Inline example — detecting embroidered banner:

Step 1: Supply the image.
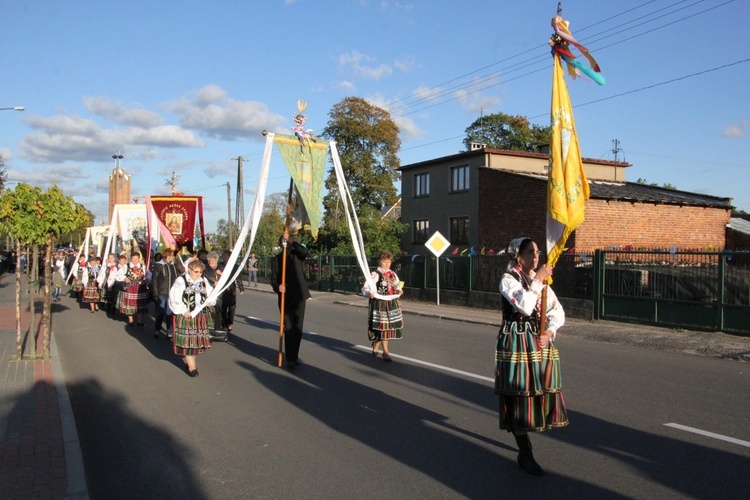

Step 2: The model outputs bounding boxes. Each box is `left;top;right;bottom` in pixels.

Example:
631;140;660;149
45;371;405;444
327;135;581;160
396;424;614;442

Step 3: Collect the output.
148;196;202;250
273;133;327;240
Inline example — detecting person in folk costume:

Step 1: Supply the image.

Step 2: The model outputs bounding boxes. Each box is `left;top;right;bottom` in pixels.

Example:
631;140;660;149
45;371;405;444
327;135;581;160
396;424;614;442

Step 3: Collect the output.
496;237;567;476
271;230;311;369
107;254;129;317
362;251;404;362
99;253;118;316
202;251;227;341
71;254;87;299
151;248;183;340
219;250;244;333
81;256;102;313
115;251;150;327
169;258;216;377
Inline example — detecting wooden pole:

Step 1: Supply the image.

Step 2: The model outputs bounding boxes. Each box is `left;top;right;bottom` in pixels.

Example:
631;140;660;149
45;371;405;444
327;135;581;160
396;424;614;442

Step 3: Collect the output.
277;178;294;367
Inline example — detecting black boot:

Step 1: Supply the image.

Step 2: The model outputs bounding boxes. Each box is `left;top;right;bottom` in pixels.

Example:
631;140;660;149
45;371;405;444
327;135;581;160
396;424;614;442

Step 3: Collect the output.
514;433;544;476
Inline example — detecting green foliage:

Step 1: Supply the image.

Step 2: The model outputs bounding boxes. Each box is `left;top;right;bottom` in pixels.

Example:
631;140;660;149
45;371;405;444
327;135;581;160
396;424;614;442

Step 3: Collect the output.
322;97;401;214
635;178;677;190
463;112;550;152
0;153;6;192
212;218;239;253
318;205;406;255
320;97;403;253
0;184;91;246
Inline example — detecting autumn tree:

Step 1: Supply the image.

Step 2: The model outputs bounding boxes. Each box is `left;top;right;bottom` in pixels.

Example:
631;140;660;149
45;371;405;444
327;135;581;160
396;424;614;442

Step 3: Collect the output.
0;153;6;192
0;183;91;359
319;97;405;254
463;112;551;152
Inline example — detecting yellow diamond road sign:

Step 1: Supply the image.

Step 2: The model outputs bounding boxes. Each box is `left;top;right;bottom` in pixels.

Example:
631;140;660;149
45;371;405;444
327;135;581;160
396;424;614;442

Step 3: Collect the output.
425;231;450;257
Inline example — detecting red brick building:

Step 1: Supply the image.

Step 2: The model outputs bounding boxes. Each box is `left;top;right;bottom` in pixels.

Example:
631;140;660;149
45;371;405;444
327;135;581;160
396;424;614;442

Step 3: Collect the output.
400;148;733;255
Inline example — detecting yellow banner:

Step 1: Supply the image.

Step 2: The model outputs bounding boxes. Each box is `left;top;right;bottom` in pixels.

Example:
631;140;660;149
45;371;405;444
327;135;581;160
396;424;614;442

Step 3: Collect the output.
547;52;589;267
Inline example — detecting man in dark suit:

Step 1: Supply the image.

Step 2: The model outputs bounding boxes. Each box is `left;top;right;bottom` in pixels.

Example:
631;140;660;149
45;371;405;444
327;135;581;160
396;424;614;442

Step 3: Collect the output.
271;230;311;368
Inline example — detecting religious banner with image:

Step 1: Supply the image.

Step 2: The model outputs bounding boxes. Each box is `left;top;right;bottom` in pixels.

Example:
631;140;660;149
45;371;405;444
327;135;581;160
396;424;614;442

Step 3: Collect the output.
148;196;204;250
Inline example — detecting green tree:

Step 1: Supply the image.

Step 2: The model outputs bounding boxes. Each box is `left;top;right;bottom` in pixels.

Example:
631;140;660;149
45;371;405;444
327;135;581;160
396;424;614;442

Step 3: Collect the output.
0;183;91;359
463;112;550;152
319;97;405;253
251;192;286;257
635;178;677;190
0;153;6;192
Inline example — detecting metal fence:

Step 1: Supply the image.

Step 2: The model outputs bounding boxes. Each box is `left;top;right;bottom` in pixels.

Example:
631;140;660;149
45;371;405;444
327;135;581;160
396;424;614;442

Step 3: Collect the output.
594;249;750;334
255;249;750;334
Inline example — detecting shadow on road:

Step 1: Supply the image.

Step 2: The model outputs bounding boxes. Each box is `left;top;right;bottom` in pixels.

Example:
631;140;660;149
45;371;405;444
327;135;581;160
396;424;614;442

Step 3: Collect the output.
235;338;631;498
66;378;209;499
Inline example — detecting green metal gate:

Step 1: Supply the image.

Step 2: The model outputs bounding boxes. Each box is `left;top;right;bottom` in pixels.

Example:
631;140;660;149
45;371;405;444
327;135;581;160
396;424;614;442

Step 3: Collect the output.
594;249;750;335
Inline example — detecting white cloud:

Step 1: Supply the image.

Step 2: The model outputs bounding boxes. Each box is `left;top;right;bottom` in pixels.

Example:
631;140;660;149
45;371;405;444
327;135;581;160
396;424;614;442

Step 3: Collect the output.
394;55;417;73
6;164;89;188
204;161;234;179
454;77;501;112
338;51;393;80
163;84;285;141
84;96;164;127
0;147;11;160
366;93;422;141
723;121;750;138
336;80;356;91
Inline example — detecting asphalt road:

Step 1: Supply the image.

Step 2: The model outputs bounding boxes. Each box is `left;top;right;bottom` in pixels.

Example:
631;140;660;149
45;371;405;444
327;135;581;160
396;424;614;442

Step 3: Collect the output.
53;288;750;499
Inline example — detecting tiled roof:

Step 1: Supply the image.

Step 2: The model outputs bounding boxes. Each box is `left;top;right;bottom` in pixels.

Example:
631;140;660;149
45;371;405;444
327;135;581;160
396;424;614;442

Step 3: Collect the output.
728;217;750;236
589;180;732;208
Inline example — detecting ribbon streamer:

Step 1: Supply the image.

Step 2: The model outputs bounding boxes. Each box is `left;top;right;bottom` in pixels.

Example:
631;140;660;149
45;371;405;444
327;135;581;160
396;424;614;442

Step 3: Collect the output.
550;14;605;86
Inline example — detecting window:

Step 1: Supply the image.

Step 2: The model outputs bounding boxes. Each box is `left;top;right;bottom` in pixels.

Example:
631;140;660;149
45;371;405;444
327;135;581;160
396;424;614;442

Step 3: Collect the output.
450;217;469;245
414;172;430;197
450;165;470;192
413;219;430;244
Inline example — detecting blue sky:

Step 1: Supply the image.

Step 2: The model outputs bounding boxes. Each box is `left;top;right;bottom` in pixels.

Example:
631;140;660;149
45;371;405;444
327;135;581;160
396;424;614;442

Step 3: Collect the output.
1;0;748;232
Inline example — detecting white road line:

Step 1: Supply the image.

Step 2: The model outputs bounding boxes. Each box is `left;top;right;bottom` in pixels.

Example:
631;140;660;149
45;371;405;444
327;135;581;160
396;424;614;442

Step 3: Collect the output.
242;316;493;382
355;345;494;383
664;423;750;448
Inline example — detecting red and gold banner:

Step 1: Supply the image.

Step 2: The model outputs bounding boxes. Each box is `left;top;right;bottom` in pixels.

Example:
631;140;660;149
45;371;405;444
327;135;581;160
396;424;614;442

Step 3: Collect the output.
148;196;203;249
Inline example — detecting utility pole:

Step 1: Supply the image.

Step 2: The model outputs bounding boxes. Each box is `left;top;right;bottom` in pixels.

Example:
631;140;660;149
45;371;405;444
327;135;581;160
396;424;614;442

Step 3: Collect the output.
226;182;233;248
612;139;622;162
233;156;245;250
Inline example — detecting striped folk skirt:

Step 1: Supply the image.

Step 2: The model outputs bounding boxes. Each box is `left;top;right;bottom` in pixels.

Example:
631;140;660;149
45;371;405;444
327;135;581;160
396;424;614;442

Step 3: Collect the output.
367;298;404;342
119;282;149;316
172;312;213;356
71;277;84;292
494;319;568;432
82;281;100;303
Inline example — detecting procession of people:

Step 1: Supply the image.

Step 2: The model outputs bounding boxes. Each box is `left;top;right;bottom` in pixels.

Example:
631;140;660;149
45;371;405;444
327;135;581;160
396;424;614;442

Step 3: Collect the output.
51;232;567;476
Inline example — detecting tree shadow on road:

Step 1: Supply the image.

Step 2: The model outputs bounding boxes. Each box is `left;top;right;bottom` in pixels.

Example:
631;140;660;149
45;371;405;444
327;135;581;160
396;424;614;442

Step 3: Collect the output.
235;339;630;499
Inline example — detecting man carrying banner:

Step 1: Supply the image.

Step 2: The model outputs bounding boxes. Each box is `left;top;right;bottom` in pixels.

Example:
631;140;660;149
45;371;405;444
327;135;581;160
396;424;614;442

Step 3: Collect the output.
271;230;310;369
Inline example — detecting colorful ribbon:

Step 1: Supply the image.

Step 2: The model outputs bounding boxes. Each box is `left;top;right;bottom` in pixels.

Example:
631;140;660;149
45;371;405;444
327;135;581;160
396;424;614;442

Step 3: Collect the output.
549;15;605;85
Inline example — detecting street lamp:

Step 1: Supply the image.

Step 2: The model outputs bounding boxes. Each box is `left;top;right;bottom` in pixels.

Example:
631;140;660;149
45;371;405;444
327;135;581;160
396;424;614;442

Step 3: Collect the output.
0;106;24;111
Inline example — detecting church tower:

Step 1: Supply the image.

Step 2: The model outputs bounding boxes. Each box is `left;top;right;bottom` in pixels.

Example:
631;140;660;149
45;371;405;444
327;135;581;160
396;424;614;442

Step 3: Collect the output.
108;154;130;220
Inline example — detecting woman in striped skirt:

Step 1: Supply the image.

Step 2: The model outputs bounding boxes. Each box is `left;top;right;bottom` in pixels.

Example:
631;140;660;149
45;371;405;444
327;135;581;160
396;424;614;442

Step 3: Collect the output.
496;237;567;476
115;252;150;326
168;258;215;377
362;251;404;362
81;256;102;313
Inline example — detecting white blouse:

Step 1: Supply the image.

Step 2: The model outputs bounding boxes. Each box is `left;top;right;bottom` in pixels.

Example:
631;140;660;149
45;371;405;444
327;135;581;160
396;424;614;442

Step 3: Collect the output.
499;270;565;337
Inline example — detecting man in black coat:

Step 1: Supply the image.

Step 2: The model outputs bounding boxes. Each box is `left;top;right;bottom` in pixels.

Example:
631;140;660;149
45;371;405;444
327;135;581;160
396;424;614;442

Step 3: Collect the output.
271;231;311;368
150;248;182;338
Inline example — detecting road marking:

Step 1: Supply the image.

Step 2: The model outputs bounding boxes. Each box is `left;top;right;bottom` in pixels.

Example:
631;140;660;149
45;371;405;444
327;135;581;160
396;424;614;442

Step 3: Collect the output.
355;345;494;383
664;423;750;448
241;316;492;382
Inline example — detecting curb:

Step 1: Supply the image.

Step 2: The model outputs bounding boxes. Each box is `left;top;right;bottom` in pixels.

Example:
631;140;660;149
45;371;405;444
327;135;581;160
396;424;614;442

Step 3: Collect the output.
50;332;89;499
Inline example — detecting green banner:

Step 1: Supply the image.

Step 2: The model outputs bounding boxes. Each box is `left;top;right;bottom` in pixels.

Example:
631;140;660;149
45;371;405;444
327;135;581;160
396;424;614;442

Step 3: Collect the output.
274;133;327;240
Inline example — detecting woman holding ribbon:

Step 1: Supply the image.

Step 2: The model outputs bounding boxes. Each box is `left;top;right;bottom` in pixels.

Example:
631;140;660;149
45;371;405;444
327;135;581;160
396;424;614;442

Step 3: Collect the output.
362;251;404;362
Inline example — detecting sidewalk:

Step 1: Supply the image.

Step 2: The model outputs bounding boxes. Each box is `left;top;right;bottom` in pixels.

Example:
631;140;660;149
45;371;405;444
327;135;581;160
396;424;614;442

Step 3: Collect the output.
0;276;87;499
250;281;750;361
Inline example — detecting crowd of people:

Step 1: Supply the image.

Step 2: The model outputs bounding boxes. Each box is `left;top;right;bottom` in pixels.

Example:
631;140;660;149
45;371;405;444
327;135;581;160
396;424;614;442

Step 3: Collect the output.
49;233;567;476
54;247;245;377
